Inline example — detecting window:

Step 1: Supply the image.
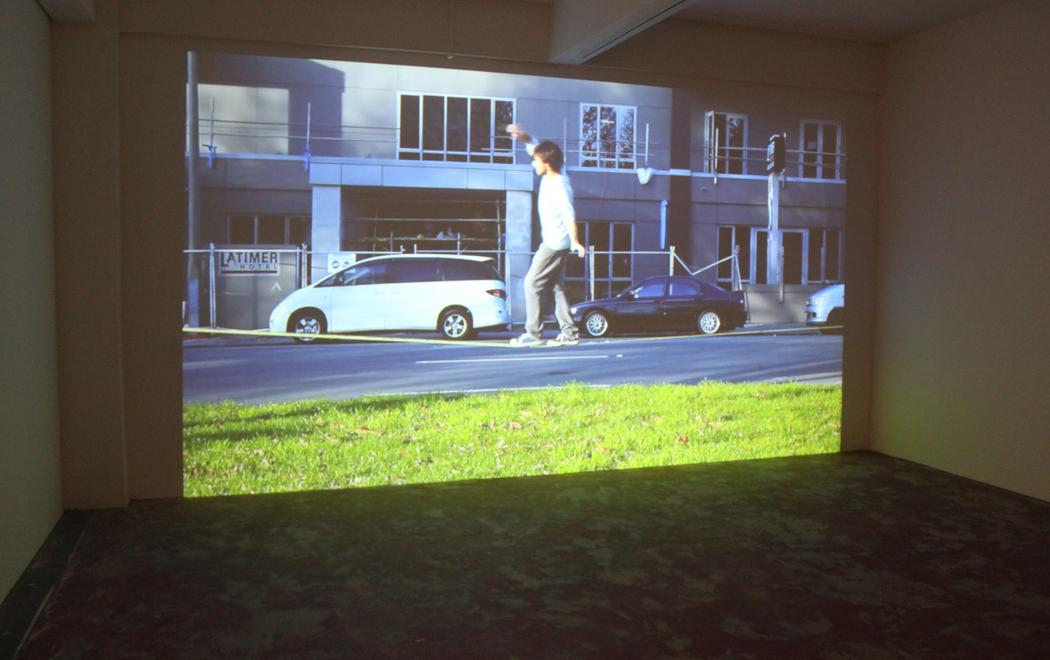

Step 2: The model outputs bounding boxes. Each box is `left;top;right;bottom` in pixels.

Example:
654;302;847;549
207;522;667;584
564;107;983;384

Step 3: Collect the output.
631;280;666;299
783;232;804;285
808;229;843;283
399;94;514;163
800;120;843;180
716;226;751;288
336;262;387;286
439;259;501;281
566;221;634;300
668;278;700;297
750;228;808;285
580;104;636;169
226;215;311;246
705;111;748;175
387;259;440;284
316;262;387;288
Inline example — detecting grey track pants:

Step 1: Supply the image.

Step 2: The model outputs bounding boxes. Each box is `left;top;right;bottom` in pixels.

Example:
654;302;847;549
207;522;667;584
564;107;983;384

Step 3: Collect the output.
523;244;578;339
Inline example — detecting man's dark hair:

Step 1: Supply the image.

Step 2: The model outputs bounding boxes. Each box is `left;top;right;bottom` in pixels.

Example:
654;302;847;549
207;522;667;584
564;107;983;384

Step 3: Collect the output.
533;140;564;173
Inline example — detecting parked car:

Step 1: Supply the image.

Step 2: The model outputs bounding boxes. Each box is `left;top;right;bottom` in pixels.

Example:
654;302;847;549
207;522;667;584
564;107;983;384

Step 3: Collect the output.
571;276;747;337
269;255;508;342
805;283;845;334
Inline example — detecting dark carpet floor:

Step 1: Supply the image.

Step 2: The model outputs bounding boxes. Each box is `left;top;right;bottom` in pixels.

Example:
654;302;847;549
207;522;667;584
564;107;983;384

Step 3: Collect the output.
15;452;1050;659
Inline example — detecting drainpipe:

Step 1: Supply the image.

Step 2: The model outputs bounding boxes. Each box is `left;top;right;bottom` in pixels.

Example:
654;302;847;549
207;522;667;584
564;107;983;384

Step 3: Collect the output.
659;200;668;250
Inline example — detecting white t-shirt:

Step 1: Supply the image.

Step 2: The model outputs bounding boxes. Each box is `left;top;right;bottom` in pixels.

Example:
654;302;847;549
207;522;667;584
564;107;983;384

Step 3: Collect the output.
526;140;575;251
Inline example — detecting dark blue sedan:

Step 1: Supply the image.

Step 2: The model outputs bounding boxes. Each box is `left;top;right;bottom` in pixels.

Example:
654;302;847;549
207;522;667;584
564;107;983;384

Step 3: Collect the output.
570;276;747;337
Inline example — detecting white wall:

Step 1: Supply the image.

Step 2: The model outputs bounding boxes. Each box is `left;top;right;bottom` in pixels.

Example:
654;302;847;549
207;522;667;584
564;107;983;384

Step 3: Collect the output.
873;0;1050;501
0;0;64;600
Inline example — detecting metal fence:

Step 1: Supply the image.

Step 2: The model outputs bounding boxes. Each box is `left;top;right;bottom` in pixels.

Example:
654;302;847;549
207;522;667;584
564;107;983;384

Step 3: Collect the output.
184;243;741;329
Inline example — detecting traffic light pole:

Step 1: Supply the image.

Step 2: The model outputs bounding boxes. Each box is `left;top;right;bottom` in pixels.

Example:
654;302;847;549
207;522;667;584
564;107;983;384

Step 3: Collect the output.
766;133;786;300
767;169;783;295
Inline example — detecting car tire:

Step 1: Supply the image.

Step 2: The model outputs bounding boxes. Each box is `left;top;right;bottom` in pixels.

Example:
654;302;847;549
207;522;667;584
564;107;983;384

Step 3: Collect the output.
696;310;722;335
439;307;473;340
820;309;844;335
583;311;610;337
289;309;327;343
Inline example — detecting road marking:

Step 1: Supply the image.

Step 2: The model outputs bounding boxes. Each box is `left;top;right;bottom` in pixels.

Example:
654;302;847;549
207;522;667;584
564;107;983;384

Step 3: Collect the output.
373;384;615;398
416;355;614;365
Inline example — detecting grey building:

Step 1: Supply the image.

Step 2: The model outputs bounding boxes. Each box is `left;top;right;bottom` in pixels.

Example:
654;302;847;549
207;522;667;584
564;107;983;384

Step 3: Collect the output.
190;53;846;326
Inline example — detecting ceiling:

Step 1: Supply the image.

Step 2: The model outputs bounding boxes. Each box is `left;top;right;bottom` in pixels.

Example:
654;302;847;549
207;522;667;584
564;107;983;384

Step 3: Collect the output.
535;0;1014;64
654;0;1012;43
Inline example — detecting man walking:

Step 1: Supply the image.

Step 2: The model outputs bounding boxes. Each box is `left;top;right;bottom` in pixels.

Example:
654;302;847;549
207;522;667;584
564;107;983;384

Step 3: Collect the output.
506;124;586;347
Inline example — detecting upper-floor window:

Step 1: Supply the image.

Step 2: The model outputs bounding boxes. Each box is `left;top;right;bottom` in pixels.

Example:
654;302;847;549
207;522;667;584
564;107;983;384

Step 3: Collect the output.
800;120;843;180
705;111;748;175
580;104;636;169
398;94;514;163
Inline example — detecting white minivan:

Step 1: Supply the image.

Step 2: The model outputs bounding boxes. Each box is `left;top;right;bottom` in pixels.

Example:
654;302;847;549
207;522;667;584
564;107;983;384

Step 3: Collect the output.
269;255;508;342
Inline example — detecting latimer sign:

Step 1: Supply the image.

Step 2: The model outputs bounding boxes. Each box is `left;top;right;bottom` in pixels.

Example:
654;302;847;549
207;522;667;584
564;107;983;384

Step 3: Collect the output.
220;250;280;274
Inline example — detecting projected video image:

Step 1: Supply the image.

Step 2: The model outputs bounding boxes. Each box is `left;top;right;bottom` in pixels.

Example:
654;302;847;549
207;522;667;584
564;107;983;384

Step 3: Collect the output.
182;52;847;496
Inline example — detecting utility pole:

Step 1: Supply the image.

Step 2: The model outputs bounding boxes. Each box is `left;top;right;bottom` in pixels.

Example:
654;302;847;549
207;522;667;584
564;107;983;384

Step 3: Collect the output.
186;51;201;326
766;134;786;301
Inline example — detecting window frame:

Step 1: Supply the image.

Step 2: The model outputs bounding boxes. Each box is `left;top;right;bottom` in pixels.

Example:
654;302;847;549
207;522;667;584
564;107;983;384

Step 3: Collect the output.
579;102;638;170
704;111;750;175
225;214;311;246
798;119;844;181
397;92;516;164
807;228;845;284
748;227;810;286
716;225;751;289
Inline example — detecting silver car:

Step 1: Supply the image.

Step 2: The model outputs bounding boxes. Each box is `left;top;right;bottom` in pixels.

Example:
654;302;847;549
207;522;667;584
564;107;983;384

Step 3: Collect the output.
805;283;844;334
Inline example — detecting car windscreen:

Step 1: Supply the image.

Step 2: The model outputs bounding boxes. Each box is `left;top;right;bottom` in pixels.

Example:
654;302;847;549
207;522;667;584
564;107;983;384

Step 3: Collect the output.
439;259;501;281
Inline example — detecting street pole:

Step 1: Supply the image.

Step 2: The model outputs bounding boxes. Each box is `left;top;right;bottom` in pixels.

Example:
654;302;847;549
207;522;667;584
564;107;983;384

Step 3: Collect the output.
767;168;782;292
186;51;202;326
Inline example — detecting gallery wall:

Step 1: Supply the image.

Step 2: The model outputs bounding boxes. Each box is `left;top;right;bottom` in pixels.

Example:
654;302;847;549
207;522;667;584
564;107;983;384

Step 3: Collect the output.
0;0;63;600
873;0;1050;501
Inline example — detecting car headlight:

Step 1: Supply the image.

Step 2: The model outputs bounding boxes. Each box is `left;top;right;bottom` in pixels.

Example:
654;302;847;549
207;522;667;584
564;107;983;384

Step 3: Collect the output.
570;306;578;315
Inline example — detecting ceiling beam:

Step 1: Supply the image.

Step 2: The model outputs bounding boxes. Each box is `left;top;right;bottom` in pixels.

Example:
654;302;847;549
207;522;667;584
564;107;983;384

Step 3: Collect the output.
37;0;96;23
548;0;693;64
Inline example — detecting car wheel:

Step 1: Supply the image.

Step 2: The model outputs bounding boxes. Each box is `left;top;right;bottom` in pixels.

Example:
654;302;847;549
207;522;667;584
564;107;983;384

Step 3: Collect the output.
696;310;722;335
583;311;610;337
289;309;326;343
439;308;473;340
821;309;844;335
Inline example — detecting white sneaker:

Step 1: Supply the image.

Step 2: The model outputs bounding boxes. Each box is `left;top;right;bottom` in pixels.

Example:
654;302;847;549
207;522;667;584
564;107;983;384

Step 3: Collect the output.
547;333;579;346
510;334;543;347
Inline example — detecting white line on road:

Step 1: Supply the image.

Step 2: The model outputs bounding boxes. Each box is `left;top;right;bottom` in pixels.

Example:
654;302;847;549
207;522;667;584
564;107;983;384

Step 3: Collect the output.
416;355;615;365
374;384;615;398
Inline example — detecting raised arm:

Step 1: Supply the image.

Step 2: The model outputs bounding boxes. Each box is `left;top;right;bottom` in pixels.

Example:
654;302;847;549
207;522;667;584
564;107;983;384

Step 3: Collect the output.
505;123;532;144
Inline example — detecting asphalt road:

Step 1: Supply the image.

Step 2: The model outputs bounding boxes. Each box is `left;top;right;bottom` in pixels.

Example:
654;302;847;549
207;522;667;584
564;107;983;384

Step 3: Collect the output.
183;327;842;404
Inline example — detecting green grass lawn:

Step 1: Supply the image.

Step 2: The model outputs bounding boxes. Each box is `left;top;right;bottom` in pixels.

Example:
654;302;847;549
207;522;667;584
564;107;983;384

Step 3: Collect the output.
183;383;841;497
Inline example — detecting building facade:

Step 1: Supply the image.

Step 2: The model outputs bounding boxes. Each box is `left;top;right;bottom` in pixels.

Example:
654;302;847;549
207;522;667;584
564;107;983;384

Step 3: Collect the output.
189;53;846;327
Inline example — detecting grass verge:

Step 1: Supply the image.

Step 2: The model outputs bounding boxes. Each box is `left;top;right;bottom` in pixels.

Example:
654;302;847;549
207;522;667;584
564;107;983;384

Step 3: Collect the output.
184;383;841;497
